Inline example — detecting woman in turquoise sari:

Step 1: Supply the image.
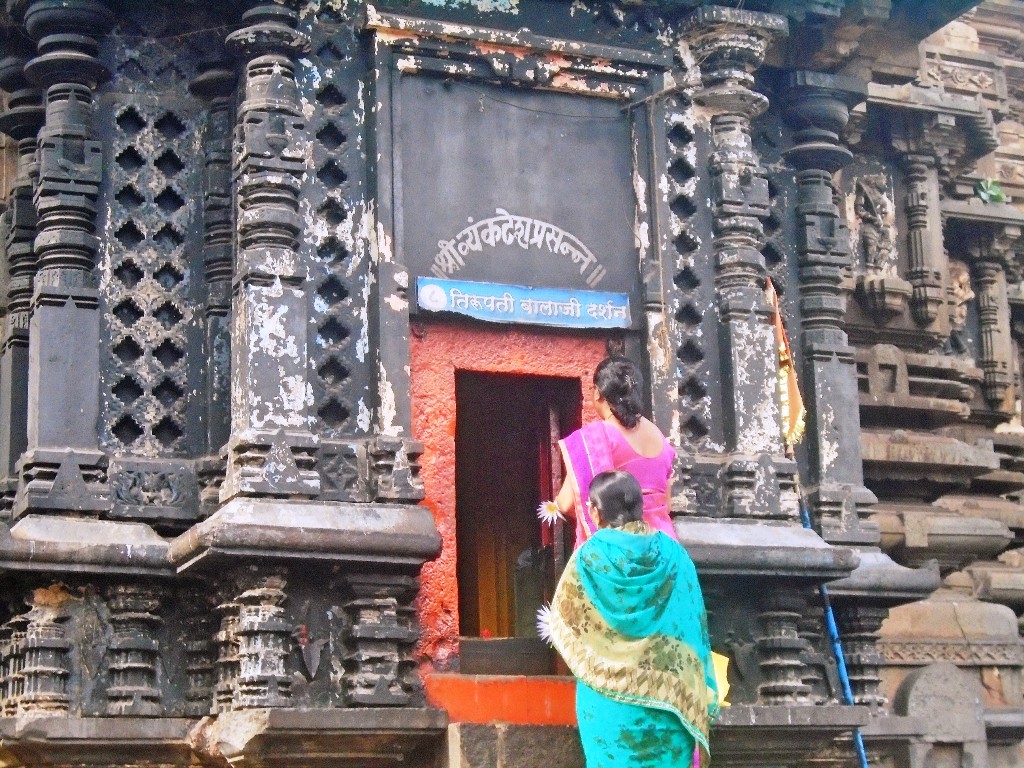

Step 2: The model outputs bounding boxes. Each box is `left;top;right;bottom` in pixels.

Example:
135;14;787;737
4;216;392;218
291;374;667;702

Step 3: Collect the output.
544;471;718;768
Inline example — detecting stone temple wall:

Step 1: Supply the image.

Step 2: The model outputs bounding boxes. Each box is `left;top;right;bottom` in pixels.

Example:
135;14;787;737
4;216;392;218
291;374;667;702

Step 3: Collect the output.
0;1;1021;767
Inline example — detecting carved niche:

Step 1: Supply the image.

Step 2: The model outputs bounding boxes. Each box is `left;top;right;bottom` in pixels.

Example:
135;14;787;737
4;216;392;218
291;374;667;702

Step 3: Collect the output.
850;172;913;324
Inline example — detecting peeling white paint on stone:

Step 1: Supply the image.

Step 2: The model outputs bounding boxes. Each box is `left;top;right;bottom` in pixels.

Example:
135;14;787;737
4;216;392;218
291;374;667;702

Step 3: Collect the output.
384;293;408;312
396;56;420;73
635;220;650;255
647;311;669;373
378;367;403;436
731;320;783;455
300;58;320;88
820;405;839;472
633;159;648;216
357;398;372;432
278;374;308;424
357;272;372;362
250;280;299;360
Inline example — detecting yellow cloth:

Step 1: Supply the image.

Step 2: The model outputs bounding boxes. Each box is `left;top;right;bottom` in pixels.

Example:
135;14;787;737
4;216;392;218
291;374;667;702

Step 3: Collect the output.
767;278;805;449
712;652;730;706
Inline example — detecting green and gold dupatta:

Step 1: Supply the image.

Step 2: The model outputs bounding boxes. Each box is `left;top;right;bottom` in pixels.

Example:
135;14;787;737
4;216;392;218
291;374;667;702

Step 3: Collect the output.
547;522;719;752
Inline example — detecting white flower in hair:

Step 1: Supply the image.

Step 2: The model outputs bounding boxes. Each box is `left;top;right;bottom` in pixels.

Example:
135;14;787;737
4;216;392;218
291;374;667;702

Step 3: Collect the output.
536;603;555;644
537;500;564;525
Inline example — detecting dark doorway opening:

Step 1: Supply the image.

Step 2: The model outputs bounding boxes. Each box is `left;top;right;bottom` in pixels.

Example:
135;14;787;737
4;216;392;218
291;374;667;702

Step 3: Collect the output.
455;371;581;673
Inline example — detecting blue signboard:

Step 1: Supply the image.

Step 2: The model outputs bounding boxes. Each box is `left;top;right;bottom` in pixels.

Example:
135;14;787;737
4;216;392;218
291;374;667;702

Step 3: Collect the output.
416;277;632;330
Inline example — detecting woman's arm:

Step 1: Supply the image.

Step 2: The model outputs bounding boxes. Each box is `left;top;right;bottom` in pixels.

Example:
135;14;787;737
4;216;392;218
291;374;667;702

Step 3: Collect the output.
555;476;576;518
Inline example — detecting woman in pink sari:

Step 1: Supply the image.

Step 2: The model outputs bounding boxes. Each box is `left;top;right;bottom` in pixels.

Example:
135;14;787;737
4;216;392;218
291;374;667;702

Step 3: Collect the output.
555;357;675;547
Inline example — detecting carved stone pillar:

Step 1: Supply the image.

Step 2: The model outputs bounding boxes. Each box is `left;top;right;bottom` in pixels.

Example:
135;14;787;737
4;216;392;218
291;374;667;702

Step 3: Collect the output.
343;574;418;707
19;603;70;715
105;584;164;716
2;612;27;715
797;609;829;704
0;36;43;518
182;591;216;717
782;71;877;545
833;602;887;706
903;154;945;326
0;619;11;712
221;0;318;500
755;589;812;704
13;0;114;517
212;596;240;714
233;576;291;709
189;61;237;516
974;258;1013;408
683;7;790;518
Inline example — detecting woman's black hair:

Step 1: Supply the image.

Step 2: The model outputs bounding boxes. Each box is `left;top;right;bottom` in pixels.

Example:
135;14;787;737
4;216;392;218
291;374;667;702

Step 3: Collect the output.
594;356;643;428
589;470;644;529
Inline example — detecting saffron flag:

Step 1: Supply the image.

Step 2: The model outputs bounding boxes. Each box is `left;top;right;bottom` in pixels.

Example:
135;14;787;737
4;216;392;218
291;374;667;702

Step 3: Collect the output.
767;278;805;449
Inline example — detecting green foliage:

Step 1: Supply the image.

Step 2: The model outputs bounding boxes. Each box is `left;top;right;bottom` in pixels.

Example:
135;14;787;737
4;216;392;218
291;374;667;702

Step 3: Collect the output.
975;178;1007;204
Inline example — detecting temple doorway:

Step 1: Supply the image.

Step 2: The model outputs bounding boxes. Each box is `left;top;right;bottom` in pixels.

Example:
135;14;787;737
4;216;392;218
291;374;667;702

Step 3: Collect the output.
454;372;581;645
408;323;608;670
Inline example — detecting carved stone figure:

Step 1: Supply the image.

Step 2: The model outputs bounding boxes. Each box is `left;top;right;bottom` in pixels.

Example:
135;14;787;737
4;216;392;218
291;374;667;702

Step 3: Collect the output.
946;259;975;355
855;175;897;271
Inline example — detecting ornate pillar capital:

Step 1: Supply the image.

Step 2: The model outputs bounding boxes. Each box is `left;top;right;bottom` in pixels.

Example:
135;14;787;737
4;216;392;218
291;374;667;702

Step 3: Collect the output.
783;71;866;173
226;0;309;61
683;6;787;119
20;0;114;89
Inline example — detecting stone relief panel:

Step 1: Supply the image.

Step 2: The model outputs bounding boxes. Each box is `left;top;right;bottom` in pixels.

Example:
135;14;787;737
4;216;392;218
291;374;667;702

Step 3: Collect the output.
840;158;950;350
852;174;897;273
845;169;913;328
944;258;976;358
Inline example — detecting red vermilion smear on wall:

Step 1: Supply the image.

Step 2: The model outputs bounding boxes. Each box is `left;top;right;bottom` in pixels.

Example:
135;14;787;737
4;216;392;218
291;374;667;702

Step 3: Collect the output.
410;322;606;669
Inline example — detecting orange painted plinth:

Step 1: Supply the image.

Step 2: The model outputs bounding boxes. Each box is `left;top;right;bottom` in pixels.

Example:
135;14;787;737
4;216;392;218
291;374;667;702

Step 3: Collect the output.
425;674;577;726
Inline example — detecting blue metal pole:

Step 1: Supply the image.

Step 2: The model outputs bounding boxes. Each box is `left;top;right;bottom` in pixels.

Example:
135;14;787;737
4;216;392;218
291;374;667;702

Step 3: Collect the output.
798;492;871;768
